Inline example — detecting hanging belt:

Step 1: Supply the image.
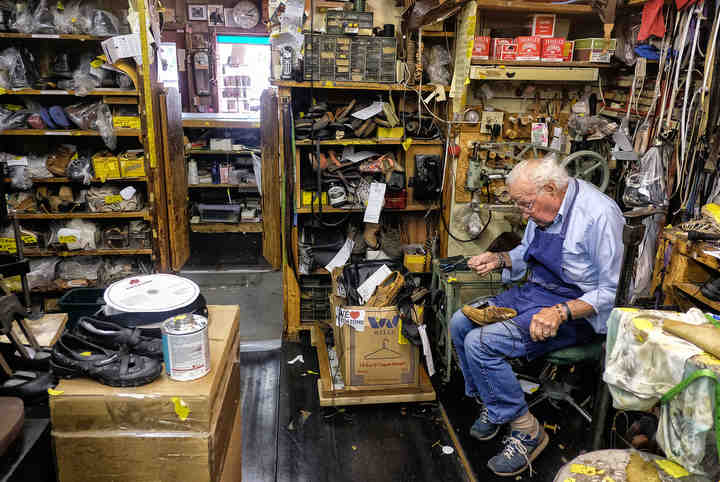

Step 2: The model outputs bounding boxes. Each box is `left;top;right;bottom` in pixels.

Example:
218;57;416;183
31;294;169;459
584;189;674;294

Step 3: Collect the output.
660;368;720;463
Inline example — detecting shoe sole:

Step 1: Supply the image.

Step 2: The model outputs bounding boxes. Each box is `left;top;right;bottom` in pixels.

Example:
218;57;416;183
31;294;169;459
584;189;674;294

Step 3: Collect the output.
470;425;500;441
489;430;550;477
50;360;163;388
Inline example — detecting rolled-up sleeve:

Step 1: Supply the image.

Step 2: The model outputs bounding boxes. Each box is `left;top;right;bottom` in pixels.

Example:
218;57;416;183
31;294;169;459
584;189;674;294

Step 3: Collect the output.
502;222;535;283
577;212;625;316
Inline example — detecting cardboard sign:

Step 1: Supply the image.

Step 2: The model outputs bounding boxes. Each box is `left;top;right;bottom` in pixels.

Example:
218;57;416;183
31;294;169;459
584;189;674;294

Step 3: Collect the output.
541;38;566;62
516;36;541;61
532;14;556;37
492;38;516;60
336;307;366;331
472;36;490;60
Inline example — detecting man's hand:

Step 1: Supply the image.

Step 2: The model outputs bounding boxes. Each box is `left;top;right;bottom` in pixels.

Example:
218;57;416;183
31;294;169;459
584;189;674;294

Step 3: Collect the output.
530;307;563;342
467;252;501;276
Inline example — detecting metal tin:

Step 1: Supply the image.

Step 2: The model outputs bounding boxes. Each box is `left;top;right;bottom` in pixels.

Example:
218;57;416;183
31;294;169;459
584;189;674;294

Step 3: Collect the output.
162;314;210;381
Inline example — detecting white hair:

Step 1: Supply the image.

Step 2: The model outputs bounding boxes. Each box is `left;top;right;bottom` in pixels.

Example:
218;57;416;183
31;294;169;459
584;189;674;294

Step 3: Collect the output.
506;156;570;190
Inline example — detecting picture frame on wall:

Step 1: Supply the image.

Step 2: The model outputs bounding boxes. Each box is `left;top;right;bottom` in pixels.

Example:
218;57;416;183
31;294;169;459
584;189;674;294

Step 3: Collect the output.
188;4;208;21
208;5;225;26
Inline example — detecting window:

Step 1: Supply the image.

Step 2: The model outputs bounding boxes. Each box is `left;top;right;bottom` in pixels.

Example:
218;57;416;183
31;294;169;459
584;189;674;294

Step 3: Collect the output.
215;36;271;115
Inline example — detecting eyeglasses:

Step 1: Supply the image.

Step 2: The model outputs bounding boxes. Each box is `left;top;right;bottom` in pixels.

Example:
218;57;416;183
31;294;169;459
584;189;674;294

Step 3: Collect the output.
513;197;536;212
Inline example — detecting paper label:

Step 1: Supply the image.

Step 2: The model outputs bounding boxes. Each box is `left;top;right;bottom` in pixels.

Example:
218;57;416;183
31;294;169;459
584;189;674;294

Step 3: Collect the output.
324;238;354;273
336;307;366;331
357;264;392;303
398;318;409;345
655;459;689;478
90;58;104;68
351;101;383;120
363;182;386;223
105;195;123;204
120;186;136;200
6;156;27;167
418;324;435;377
58;235;78;244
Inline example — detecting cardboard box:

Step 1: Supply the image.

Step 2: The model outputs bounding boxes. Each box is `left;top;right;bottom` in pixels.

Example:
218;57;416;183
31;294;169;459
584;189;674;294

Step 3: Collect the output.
112;114;141;130
492;38;516;60
51;305;241;482
541;37;566;62
574;38;616;63
91;152;120;179
563;40;574;62
334;304;420;390
516;36;541;61
472;36;490;60
119;150;146;177
532;14;556;37
210;138;232;151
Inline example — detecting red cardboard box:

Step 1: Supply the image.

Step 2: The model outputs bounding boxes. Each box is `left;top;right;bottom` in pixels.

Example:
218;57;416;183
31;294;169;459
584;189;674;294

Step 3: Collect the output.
492;38;517;60
532;14;556;37
472;36;490;60
563;41;574;62
516;36;541;61
541;37;565;62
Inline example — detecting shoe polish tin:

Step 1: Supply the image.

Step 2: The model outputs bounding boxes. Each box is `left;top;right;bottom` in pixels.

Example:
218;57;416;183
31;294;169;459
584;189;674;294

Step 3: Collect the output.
162;313;210;381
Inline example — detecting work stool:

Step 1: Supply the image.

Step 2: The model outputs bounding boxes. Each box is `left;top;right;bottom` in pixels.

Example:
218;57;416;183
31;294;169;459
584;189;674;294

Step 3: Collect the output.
527;338;605;423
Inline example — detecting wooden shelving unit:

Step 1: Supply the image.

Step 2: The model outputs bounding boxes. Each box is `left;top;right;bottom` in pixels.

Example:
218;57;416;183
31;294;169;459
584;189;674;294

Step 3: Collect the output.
190;222;262;233
0;129;141;136
675;283;720;311
181;113;260;129
24;248;153;257
271;80;448;92
471;60;612;68
31;177;147;184
295;139;443;146
187;149;258;155
0;33;109;40
474;0;593;14
15;211;151;220
0;89;139;96
188;183;258;189
295;204;438;214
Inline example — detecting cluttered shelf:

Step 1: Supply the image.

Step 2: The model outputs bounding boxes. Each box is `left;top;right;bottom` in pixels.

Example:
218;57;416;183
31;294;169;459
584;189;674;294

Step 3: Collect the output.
474;0;593;14
421;31;455;37
31;177;147;184
674;282;720;311
0;89;139;96
15;210;150;220
295;204;438;214
181;113;260;129
187;149;259;155
271;80;448;92
189;222;262;233
470;60;613;68
23;248;153;257
188;183;258;189
295;139;443;146
0;33;109;41
0;129;141;136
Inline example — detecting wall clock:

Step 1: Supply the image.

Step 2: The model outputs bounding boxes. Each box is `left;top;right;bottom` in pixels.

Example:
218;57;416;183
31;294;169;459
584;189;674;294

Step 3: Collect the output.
230;1;260;29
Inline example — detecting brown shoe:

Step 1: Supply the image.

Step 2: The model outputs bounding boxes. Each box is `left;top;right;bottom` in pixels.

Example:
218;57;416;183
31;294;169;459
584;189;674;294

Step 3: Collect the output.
366;271;405;307
461;305;517;326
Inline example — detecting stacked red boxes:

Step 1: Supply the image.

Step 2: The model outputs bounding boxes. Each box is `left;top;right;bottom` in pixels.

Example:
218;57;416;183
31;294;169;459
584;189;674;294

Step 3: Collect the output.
492;38;517;61
541;38;566;62
472;36;491;60
516;36;541;61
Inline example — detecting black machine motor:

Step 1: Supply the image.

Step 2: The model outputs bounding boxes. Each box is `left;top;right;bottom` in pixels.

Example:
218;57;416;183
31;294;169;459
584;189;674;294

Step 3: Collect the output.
410;154;444;201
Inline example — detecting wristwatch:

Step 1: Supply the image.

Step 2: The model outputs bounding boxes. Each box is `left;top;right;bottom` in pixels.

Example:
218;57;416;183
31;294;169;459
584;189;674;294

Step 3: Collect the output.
496;253;506;270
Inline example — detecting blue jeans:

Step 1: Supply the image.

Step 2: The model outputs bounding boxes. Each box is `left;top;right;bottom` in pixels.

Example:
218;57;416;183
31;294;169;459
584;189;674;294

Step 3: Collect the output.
450;298;594;424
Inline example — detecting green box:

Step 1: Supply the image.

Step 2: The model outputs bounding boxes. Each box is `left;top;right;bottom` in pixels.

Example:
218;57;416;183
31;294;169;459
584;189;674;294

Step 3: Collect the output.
574;38;617;50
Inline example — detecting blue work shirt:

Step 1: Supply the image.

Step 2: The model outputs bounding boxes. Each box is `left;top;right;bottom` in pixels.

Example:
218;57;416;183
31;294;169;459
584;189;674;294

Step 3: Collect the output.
503;178;625;334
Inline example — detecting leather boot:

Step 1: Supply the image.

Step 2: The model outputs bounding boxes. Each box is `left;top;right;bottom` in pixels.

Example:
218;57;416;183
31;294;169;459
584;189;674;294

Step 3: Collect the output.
363;222;380;250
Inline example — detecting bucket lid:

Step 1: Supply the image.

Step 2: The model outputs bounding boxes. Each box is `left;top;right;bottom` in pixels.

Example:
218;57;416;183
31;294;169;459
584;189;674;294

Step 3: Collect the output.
104;274;200;313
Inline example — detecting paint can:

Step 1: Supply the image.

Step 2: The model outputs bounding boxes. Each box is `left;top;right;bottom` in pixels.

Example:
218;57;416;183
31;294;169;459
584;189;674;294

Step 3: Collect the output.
162;313;210;381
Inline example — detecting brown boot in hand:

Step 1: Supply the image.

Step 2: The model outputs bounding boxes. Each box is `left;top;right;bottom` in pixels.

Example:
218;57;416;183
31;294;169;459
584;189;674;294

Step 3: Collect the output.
461;305;517;326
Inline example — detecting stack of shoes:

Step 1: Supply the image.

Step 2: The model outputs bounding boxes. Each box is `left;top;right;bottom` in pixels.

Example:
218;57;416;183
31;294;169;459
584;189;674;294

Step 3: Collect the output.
50;317;163;387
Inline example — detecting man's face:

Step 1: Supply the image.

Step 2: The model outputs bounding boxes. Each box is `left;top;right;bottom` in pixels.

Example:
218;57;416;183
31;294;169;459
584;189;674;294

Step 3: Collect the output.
508;177;562;227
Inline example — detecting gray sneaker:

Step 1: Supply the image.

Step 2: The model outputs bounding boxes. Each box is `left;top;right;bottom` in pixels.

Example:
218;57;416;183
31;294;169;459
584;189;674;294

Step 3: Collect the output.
469;406;500;441
487;429;549;476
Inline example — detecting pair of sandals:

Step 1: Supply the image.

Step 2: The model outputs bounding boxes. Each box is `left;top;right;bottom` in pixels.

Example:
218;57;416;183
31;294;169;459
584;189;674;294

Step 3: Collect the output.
0;341;55;405
33;106;72;130
50;317;164;388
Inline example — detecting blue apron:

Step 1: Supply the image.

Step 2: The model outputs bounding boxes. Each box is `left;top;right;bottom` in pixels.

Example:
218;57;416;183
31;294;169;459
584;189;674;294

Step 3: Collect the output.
490;179;595;358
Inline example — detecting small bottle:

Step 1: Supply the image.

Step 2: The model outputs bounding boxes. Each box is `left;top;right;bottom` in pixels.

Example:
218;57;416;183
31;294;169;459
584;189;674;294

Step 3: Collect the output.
211;160;220;184
187;159;199;185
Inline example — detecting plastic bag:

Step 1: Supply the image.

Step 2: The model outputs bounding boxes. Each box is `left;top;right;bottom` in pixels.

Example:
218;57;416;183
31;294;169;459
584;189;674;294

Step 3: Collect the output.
100;257;135;285
95;102;116;150
31;0;56;33
66;152;93;184
425;45;451;85
53;0;83;34
85;185;142;212
27;257;59;290
87;8;119;35
623;143;668;207
53;218;98;250
0;104;29;131
6;165;29;190
0;47;38;89
7;191;35;211
46;144;77;176
10;1;34;33
57;52;108;96
64;101;116;149
57;255;101;280
26;154;51;178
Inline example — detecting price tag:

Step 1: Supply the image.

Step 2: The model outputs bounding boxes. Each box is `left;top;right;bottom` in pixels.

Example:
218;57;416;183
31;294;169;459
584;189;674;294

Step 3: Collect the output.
90;58;104;68
58;235;78;244
21;234;37;243
105;195;123;204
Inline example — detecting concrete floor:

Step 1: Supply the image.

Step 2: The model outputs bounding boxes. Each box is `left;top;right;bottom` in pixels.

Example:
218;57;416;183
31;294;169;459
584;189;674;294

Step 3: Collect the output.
180;269;284;348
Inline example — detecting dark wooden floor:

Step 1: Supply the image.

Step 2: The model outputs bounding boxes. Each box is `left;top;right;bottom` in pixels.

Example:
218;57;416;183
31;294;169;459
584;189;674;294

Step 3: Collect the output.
241;333;469;482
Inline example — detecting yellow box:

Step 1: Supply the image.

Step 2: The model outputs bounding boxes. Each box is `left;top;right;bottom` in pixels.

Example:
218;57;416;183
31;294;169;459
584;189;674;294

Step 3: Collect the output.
113;115;141;130
119;158;145;177
301;191;327;207
91;153;121;179
404;253;427;273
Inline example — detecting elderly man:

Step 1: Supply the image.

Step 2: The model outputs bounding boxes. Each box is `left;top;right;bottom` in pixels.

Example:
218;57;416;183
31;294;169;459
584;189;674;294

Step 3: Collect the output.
450;157;624;476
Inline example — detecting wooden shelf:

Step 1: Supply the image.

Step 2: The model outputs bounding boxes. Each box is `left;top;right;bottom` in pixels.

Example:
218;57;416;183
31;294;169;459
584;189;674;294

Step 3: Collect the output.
181;113;260;129
471;60;612;68
295;139;443;146
674;239;720;272
187;149;258;155
470;65;599;81
422;31;455;38
24;248;153;258
0;129;141;137
0;89;138;96
474;0;593;14
675;283;720;311
188;183;258;189
15;210;150;220
190;222;262;233
271;80;448;92
0;33;109;41
31;177;147;183
295;204;438;214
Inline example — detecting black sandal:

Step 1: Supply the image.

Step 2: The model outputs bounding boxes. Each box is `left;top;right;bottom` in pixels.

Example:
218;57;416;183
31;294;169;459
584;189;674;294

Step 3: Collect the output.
74;317;162;360
50;333;162;387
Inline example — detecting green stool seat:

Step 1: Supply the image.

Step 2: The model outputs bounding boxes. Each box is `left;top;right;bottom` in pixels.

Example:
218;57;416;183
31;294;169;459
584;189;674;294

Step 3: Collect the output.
546;339;604;366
